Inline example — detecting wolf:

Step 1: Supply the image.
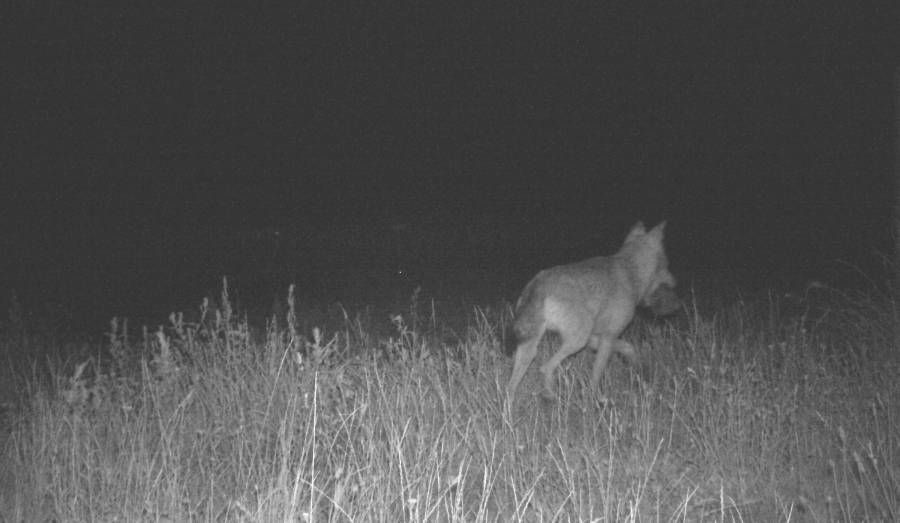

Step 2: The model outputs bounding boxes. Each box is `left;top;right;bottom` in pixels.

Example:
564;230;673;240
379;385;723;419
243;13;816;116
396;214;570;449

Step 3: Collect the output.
507;221;678;403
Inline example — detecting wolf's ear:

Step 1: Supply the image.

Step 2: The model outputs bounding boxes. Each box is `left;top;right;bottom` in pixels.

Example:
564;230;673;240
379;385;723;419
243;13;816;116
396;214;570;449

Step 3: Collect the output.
649;221;667;239
626;221;647;242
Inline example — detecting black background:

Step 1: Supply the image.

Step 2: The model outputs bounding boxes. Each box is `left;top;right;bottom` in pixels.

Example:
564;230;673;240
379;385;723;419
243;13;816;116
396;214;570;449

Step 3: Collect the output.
2;3;897;328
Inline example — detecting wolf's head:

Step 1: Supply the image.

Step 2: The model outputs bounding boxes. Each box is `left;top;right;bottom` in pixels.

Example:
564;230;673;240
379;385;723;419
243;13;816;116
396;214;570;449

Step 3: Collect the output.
623;221;680;315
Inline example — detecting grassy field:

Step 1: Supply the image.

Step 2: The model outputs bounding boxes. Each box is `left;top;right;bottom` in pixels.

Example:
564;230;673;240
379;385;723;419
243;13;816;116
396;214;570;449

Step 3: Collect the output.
1;281;898;522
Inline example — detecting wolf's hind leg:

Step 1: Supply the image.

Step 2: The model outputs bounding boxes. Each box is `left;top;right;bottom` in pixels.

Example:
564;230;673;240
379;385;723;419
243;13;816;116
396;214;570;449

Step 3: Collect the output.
588;335;615;403
540;329;590;400
508;335;540;399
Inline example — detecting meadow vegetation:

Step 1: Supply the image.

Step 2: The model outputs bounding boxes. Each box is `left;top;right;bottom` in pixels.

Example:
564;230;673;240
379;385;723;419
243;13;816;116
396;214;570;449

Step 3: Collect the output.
0;279;898;521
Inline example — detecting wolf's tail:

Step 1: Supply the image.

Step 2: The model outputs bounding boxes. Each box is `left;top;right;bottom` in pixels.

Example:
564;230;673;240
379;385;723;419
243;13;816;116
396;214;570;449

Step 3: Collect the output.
504;281;544;355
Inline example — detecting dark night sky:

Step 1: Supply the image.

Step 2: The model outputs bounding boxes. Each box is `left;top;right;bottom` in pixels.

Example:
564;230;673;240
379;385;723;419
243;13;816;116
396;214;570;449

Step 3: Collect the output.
1;3;897;323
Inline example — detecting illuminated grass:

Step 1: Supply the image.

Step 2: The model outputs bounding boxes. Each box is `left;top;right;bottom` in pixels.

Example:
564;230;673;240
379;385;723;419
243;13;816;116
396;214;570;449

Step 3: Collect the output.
1;283;898;521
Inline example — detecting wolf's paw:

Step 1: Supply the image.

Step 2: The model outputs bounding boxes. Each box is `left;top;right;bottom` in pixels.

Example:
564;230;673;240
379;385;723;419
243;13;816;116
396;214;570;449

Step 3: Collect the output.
539;387;557;402
633;363;654;384
593;390;613;408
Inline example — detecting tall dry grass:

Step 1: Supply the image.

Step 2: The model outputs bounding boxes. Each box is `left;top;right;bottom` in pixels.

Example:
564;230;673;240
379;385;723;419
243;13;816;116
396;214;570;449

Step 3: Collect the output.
1;281;898;521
